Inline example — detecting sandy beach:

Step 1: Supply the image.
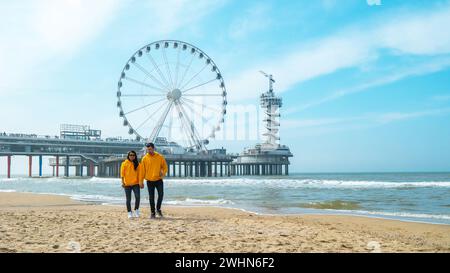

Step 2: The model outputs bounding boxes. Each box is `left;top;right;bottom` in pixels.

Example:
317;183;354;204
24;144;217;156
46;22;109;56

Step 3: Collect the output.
0;192;449;253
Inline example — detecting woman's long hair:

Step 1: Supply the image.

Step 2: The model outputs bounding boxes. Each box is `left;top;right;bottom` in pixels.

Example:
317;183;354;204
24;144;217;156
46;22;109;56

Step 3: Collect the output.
127;151;139;170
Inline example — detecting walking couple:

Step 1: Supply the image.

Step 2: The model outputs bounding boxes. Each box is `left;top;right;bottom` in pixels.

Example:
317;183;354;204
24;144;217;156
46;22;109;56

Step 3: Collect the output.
120;142;168;219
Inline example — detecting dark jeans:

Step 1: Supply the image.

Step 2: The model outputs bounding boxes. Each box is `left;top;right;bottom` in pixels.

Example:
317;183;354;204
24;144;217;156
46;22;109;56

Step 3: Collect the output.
124;185;140;212
147;180;164;214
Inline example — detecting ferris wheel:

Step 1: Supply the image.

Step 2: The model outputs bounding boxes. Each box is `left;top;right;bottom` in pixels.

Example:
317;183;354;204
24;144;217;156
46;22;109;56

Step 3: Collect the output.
116;40;227;151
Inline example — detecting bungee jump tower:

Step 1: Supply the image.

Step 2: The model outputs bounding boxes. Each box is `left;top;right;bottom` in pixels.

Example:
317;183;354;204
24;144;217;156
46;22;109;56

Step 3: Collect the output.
231;71;293;176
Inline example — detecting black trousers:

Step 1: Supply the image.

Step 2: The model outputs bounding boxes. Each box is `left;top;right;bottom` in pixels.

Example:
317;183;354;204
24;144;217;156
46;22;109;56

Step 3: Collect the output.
147;180;164;214
124;185;140;212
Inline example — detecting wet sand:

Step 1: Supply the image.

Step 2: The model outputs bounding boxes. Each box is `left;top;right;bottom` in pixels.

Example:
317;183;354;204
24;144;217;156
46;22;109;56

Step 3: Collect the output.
0;192;449;253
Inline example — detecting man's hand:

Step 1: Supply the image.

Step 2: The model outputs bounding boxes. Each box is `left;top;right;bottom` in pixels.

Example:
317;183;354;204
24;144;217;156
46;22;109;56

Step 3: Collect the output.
139;183;144;189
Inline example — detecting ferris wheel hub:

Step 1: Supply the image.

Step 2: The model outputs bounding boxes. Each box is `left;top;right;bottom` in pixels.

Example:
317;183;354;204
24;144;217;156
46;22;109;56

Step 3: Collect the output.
167;89;182;101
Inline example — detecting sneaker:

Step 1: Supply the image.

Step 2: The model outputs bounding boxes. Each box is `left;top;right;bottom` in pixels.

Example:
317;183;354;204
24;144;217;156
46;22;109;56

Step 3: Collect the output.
157;210;163;218
134;209;140;218
127;212;133;219
150;213;156;219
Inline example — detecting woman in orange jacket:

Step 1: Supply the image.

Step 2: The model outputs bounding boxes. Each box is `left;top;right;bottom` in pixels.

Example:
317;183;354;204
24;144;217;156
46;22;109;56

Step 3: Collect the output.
120;151;143;219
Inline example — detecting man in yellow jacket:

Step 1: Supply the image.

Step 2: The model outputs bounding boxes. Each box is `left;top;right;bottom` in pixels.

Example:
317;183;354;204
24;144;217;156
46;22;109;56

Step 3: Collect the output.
140;142;168;219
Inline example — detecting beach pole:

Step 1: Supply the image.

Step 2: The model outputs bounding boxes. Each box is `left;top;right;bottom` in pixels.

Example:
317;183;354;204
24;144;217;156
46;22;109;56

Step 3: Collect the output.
7;155;11;178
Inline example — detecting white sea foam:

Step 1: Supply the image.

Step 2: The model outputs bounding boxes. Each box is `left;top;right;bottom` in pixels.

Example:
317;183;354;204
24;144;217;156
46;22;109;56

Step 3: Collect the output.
166;178;450;189
165;198;234;206
69;194;124;203
329;209;450;220
0;189;16;192
2;176;450;189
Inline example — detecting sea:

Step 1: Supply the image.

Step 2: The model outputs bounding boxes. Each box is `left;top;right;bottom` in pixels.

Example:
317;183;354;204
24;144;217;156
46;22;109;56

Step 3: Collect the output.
1;172;449;225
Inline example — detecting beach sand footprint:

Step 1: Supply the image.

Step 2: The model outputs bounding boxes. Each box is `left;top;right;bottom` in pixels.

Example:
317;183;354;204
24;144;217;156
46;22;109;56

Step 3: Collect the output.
367;241;382;253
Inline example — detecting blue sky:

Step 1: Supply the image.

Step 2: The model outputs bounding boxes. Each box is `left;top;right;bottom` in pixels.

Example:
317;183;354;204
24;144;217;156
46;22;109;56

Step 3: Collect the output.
1;0;450;173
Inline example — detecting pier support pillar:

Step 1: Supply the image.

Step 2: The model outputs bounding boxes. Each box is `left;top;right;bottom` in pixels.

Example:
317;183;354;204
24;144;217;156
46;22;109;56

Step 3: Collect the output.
39;155;43;177
7;155;11;178
28;156;32;177
55;156;59;177
65;156;70;177
285;164;289;175
89;162;94;177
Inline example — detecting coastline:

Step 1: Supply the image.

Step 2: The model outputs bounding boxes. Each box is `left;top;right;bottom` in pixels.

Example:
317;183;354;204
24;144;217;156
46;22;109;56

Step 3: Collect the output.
0;192;449;253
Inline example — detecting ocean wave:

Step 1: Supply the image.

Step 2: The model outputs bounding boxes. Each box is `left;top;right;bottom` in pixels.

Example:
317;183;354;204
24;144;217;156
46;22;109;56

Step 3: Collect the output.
87;177;121;183
330;209;450;221
166;178;450;189
70;194;124;203
2;176;450;189
0;189;16;192
297;200;361;210
165;198;234;206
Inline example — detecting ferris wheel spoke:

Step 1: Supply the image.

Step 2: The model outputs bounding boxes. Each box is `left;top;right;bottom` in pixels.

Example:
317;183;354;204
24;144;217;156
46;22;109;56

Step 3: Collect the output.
121;94;165;97
178;103;205;149
174;46;181;88
184;94;223;97
149;101;174;142
135;100;169;130
162;47;174;89
174;106;194;147
182;78;218;93
181;98;213;124
124;77;167;94
175;103;200;149
167;107;174;141
177;52;196;89
132;63;170;92
179;63;209;91
147;52;171;90
124;97;166;115
182;97;223;114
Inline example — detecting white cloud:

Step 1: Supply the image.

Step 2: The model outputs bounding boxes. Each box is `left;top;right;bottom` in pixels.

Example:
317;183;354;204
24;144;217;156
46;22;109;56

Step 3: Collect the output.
0;0;122;91
284;107;450;133
375;108;450;124
290;57;450;113
432;95;450;102
146;0;227;35
226;4;450;102
228;4;271;40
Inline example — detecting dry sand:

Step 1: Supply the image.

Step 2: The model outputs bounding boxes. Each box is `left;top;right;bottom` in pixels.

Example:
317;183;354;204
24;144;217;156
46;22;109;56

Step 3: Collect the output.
0;192;449;253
